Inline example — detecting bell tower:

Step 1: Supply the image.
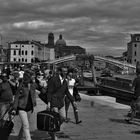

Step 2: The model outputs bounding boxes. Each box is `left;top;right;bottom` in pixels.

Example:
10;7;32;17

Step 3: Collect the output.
48;32;54;46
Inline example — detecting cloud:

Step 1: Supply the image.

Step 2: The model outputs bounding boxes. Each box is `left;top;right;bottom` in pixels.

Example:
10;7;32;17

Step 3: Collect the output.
0;0;140;56
13;20;55;29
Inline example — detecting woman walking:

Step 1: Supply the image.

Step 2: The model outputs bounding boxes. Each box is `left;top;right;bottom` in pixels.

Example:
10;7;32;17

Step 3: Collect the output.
13;69;41;140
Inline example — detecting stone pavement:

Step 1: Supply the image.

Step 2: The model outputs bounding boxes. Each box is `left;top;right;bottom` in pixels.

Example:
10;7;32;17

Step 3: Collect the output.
9;93;140;140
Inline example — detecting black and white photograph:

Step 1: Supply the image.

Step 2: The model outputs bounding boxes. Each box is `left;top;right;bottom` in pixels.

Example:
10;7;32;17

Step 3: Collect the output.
0;0;140;140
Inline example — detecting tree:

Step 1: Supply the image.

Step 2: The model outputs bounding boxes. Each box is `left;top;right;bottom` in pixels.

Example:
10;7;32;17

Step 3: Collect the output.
76;54;97;87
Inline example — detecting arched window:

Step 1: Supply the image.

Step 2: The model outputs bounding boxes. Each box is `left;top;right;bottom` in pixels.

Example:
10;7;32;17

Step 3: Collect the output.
13;50;16;55
31;58;34;62
31;50;34;55
25;50;28;55
22;50;24;55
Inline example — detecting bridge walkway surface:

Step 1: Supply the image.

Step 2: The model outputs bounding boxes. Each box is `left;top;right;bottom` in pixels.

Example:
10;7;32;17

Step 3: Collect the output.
9;93;140;140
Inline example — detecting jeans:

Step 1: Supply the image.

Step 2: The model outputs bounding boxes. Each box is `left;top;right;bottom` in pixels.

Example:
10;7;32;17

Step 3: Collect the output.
52;106;66;123
0;102;10;120
18;110;32;140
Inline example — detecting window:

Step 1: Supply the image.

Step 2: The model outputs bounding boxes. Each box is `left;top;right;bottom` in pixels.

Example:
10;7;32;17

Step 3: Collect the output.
134;44;137;47
31;50;34;55
22;50;24;55
19;59;20;62
136;37;140;41
19;50;21;55
31;58;34;62
22;45;24;47
32;45;34;48
22;58;24;62
25;59;27;62
135;59;137;62
13;50;16;55
25;50;28;55
16;45;18;47
135;51;137;56
14;58;16;61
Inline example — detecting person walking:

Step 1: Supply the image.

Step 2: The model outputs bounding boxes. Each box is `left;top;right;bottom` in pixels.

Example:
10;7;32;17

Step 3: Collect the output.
47;67;77;140
12;69;42;140
65;70;82;124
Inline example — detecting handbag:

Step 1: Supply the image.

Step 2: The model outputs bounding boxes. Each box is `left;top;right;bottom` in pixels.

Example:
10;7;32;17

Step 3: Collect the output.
0;120;14;140
73;86;81;102
37;110;61;132
0;106;14;140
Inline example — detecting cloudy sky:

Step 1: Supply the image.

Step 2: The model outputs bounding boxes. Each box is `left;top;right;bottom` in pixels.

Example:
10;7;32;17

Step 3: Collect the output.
0;0;140;56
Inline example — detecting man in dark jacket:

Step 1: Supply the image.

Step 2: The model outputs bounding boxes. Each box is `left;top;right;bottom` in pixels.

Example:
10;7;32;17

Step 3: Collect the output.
47;67;76;140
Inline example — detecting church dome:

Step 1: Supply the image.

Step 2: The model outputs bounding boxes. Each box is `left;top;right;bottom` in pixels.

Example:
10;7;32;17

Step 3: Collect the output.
55;34;66;46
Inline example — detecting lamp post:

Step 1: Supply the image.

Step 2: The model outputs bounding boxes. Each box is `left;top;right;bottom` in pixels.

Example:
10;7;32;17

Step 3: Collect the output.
0;34;4;62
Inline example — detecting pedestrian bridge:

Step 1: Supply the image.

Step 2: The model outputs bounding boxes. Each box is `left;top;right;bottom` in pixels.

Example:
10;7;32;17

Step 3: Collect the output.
46;54;136;69
46;54;76;65
94;56;136;69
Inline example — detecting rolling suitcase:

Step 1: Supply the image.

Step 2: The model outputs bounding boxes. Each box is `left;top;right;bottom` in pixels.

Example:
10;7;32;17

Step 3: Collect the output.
37;110;61;132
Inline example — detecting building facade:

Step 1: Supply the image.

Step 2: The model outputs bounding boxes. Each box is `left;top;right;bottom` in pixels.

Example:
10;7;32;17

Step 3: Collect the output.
127;34;140;64
54;34;86;58
9;40;54;63
8;32;86;63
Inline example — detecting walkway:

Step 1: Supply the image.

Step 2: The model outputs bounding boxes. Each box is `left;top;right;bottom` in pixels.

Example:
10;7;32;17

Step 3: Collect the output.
9;93;140;140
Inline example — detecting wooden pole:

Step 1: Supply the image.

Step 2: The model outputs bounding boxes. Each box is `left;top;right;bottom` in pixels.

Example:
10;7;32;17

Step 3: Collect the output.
91;61;97;87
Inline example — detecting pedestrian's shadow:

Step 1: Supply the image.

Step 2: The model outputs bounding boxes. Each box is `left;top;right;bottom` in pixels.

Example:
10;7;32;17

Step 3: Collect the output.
9;131;51;140
10;130;70;140
131;130;140;134
30;130;70;140
109;118;140;126
109;118;132;124
31;130;51;140
56;131;70;139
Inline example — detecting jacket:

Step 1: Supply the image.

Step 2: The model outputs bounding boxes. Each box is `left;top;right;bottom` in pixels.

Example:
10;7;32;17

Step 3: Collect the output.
0;81;13;103
47;74;74;108
13;82;38;111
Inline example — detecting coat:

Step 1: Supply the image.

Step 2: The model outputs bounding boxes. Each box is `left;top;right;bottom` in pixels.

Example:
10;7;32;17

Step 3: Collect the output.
47;74;74;109
13;82;38;111
0;81;13;103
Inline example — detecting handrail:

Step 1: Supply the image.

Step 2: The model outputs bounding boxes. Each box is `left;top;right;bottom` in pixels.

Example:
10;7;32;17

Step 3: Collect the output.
94;56;136;69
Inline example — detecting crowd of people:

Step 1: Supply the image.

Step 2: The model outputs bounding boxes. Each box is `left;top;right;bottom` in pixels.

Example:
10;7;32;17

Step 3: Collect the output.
0;64;82;140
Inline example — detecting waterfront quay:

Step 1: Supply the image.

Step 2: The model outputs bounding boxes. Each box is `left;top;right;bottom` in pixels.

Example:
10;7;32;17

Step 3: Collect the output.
9;92;140;140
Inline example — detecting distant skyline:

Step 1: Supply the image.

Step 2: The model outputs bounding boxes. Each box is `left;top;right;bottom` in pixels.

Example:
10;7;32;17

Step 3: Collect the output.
0;0;140;56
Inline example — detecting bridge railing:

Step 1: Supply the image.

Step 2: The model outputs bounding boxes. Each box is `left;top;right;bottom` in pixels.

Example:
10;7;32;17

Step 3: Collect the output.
46;54;76;64
45;54;136;70
94;56;136;69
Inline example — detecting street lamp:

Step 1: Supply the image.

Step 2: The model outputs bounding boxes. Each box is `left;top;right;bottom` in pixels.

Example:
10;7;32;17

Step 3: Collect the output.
0;34;4;62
